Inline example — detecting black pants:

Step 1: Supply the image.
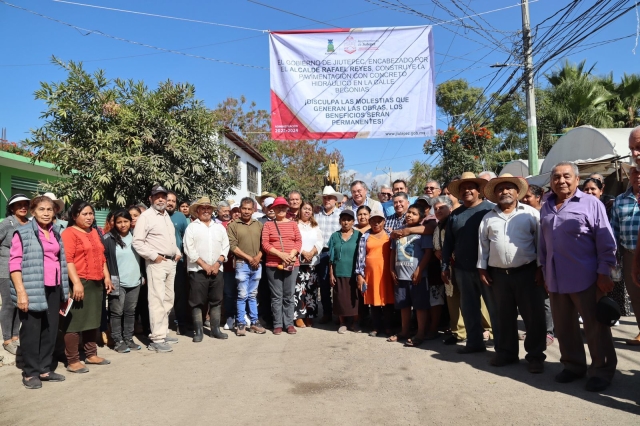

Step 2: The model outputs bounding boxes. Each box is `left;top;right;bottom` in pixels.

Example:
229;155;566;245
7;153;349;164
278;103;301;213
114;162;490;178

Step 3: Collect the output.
109;285;141;343
173;259;189;326
135;284;151;334
490;263;547;362
189;270;223;310
317;254;332;317
370;305;393;332
19;286;61;377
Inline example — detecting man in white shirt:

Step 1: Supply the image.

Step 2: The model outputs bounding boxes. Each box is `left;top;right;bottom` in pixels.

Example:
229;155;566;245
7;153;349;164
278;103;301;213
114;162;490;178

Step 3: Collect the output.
343;180;382;213
477;174;546;374
183;197;230;342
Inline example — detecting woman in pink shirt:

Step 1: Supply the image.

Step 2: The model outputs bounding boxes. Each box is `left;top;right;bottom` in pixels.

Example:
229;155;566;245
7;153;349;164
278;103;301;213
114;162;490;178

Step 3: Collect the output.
9;196;70;389
261;197;302;335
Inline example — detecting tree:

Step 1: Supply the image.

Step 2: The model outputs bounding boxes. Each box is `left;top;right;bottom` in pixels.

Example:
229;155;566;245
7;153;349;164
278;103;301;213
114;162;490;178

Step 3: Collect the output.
211;97;345;201
27;57;237;208
613;73;640;127
436;79;486;128
407;160;433;195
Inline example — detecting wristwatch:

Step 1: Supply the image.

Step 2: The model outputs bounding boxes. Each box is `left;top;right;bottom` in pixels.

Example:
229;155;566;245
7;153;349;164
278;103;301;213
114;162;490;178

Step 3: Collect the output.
217;259;224;266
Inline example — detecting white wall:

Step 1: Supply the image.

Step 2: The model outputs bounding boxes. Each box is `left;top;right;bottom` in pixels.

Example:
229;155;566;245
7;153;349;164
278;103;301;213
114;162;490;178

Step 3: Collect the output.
223;135;262;202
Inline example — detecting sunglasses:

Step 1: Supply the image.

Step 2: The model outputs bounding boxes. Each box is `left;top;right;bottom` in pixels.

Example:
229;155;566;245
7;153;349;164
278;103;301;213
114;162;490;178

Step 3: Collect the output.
424;186;438;191
381;192;393;197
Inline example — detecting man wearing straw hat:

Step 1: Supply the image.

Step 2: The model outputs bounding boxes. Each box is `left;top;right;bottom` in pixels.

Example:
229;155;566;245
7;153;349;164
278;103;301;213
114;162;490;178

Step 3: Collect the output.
441;172;497;354
314;186;344;324
477;174;546;373
254;191;277;220
183;197;230;342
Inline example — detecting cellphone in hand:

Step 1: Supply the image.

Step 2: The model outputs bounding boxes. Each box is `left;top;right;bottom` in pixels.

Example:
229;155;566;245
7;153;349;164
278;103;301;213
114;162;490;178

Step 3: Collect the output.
361;282;367;294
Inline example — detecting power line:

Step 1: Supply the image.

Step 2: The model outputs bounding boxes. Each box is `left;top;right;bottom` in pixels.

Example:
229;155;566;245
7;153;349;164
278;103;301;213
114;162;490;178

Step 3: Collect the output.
247;0;341;28
53;0;267;32
0;1;268;70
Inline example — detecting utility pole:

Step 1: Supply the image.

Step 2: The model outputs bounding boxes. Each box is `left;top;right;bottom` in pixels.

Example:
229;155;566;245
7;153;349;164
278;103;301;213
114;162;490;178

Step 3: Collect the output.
376;167;392;187
521;0;538;176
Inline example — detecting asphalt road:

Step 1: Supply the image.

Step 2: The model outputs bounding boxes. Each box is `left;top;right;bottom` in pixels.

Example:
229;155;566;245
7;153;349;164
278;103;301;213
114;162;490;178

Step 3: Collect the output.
1;317;639;425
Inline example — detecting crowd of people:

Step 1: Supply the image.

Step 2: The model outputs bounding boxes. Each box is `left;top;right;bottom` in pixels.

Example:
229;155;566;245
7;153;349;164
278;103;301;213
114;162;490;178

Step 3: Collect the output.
2;127;640;392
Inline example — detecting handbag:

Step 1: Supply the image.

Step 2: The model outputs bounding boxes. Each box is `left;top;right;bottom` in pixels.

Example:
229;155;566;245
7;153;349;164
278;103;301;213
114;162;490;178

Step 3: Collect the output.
273;221;294;271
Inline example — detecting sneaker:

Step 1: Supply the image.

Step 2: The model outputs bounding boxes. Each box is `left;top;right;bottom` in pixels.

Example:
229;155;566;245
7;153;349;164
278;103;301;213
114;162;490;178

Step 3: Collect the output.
148;342;173;353
250;321;266;334
164;336;179;345
224;317;234;330
3;340;19;355
126;339;141;351
236;324;246;336
22;376;42;390
114;341;130;353
287;325;297;335
39;371;65;382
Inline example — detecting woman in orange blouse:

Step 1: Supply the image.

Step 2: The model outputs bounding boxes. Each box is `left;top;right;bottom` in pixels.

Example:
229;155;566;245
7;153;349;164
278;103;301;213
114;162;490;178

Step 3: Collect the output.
61;201;113;373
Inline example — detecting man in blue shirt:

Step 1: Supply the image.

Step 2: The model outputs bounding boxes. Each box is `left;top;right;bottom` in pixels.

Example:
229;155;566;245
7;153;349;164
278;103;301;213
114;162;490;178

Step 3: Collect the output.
167;191;191;335
382;179;417;217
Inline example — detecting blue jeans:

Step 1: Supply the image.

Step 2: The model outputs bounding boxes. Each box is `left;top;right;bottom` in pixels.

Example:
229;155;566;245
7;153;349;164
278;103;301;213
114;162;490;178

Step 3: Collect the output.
455;268;499;349
236;262;261;326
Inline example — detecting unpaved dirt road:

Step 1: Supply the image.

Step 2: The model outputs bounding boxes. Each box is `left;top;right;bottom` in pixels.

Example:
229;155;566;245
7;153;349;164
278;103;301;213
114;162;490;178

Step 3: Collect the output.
1;317;639;425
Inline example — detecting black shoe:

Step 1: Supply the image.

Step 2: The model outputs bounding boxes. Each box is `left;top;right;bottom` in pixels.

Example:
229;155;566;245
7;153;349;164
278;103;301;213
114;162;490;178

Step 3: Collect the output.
490;355;519;367
22;376;42;389
555;369;585;384
193;321;204;343
443;335;463;345
457;345;486;354
585;377;610;392
114;341;130;353
126;339;141;351
39;371;65;382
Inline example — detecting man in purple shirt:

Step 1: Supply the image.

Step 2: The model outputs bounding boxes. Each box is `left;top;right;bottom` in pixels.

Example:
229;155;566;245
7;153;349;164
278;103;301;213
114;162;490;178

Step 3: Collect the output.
539;161;617;393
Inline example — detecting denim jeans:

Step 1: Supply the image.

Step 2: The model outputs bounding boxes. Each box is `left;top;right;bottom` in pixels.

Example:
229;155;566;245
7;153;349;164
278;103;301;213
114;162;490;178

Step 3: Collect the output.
265;266;298;329
223;271;237;319
109;285;141;342
236;261;261;326
455;268;498;349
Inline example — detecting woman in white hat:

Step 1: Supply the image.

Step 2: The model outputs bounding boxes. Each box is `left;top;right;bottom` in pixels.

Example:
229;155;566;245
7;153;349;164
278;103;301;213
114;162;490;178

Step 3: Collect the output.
0;194;30;355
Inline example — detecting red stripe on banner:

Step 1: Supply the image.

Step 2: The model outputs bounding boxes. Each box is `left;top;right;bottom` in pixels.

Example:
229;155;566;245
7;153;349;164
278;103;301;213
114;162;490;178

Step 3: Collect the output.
270;28;350;34
270;90;358;140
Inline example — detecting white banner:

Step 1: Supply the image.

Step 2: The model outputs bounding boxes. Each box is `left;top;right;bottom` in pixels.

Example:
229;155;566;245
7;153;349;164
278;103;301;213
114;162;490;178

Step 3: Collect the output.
269;26;436;140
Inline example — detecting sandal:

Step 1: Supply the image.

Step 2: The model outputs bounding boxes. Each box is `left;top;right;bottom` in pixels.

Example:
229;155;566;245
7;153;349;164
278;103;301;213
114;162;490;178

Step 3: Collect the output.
405;337;424;347
386;334;408;343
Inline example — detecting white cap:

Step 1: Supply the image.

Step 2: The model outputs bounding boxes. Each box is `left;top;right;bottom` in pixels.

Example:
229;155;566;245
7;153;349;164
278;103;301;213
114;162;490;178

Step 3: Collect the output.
263;197;275;208
230;203;240;210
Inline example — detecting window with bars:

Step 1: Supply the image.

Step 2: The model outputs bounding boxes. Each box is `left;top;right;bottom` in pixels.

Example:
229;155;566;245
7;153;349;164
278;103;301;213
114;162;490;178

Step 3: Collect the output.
247;163;258;194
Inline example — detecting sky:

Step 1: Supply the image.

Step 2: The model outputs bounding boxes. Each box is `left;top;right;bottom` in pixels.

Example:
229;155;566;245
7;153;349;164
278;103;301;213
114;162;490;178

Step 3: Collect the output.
1;0;639;191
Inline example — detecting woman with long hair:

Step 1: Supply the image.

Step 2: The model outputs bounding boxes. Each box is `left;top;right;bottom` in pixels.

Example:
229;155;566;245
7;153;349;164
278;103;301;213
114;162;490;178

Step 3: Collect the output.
61;200;113;373
9;195;70;388
0;194;30;355
294;201;323;328
103;210;144;353
355;205;371;233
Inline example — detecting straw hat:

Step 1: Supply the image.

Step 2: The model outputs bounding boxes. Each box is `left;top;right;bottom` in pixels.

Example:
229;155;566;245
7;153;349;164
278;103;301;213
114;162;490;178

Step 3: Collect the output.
483;173;529;204
317;186;344;202
189;196;213;217
42;192;65;213
256;191;277;204
446;172;488;200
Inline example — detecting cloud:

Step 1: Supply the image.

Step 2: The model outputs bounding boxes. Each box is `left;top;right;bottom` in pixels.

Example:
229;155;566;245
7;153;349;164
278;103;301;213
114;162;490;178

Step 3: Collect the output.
343;169;410;189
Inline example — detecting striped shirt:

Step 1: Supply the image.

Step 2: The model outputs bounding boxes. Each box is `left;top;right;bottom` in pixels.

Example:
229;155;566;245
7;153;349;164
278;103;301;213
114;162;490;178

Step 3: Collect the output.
610;187;640;250
315;208;341;249
261;220;302;267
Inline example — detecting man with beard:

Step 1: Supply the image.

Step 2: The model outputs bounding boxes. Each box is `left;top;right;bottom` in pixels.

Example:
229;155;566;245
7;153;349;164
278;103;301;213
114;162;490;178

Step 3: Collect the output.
133;185;181;352
441;173;496;354
477;174;546;373
166;191;190;335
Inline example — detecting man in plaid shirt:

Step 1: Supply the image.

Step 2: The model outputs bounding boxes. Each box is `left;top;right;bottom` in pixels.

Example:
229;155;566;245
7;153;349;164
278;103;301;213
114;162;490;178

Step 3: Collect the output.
385;192;410;232
314;186;343;324
621;127;640;345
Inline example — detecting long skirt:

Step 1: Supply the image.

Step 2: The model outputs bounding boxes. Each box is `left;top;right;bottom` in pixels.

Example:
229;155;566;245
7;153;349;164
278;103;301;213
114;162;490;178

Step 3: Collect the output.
333;276;359;317
294;265;319;319
63;279;103;333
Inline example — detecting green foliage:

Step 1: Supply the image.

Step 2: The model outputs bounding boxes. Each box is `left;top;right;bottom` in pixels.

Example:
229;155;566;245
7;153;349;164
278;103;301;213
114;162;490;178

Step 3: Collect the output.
407;160;434;195
436;79;486;128
211;96;345;202
26;57;237;208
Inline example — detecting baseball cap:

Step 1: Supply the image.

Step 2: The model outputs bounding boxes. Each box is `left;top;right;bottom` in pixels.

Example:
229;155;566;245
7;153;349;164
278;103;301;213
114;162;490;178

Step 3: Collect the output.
369;209;385;220
151;185;169;196
339;209;355;220
263;197;275;208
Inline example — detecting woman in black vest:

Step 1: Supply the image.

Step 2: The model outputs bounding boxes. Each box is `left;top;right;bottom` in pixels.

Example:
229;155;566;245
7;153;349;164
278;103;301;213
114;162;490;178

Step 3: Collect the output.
9;196;69;389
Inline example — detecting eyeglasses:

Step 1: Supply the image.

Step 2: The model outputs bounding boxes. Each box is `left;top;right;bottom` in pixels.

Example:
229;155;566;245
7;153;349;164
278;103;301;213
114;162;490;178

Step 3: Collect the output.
424;186;438;191
381;192;393;197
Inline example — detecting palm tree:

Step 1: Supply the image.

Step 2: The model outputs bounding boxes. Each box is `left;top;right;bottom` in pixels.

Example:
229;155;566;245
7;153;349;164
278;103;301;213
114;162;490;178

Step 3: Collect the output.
614;73;640;127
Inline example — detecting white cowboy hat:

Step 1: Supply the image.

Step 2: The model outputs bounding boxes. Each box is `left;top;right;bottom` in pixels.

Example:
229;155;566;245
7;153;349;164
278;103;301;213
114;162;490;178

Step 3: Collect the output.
446;172;488;200
317;186;344;202
42;192;65;213
483;173;529;204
